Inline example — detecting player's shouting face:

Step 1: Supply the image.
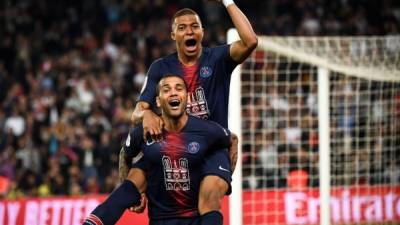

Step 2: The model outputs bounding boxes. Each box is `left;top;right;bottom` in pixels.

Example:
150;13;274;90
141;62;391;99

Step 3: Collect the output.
156;76;188;119
171;13;204;59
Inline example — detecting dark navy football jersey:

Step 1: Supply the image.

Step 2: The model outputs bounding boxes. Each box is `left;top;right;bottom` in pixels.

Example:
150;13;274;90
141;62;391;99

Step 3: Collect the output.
139;45;238;128
124;115;231;219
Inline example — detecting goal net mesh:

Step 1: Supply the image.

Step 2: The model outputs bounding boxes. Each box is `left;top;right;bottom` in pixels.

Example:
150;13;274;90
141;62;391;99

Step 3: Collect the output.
240;36;400;225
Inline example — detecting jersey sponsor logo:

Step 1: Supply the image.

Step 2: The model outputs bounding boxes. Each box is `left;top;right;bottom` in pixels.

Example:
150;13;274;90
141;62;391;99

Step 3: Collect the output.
187;87;210;120
162;156;190;191
199;66;213;78
187;142;200;154
146;138;155;146
218;165;230;173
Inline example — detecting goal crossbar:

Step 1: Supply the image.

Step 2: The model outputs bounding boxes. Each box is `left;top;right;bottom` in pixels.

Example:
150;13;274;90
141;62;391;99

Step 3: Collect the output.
258;36;400;81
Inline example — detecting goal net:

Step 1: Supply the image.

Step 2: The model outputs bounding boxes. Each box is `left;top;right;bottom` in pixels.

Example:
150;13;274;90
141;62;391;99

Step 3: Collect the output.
232;35;400;225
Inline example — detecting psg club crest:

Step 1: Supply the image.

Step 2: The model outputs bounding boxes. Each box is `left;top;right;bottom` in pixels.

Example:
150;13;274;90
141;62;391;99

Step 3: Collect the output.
187;142;200;154
200;66;212;78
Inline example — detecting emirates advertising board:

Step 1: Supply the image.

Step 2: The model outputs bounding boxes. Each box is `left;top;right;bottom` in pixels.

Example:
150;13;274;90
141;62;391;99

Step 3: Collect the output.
1;185;399;225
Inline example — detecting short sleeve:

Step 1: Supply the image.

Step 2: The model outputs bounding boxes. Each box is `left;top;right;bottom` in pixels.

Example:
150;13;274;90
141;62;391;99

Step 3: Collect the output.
138;59;162;107
123;125;144;158
208;121;231;150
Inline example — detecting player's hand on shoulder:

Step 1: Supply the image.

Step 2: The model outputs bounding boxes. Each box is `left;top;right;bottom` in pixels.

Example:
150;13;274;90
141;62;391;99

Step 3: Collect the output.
129;193;148;214
142;110;164;142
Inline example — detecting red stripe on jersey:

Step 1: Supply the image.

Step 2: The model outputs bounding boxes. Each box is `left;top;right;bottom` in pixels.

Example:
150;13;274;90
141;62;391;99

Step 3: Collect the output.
162;133;192;211
181;64;198;93
163;133;185;160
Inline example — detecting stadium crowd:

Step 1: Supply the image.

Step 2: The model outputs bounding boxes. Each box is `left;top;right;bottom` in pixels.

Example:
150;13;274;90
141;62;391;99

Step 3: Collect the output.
1;0;399;198
240;59;400;189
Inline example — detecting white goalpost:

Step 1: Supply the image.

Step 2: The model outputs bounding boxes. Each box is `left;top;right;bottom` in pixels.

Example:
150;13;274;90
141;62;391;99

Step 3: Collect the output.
227;31;400;225
317;67;330;225
228;28;243;225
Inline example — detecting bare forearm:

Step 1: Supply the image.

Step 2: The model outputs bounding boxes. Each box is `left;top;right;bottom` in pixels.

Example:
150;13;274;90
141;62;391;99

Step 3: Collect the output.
131;101;151;126
127;168;147;194
119;147;130;182
227;5;257;49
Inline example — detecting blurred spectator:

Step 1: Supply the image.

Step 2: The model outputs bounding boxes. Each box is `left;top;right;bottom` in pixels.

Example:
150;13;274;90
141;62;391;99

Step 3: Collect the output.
4;106;25;137
0;174;9;198
79;135;98;180
287;169;309;189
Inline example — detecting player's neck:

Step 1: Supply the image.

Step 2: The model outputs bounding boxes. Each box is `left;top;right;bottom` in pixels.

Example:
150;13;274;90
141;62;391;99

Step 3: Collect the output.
177;48;202;66
163;113;189;132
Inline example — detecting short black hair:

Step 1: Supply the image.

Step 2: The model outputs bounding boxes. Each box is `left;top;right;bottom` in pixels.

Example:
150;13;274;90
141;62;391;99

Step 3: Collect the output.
156;75;188;95
171;8;200;30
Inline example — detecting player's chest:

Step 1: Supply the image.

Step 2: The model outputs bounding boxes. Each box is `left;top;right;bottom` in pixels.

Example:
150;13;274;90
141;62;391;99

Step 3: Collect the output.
141;133;209;164
162;61;219;86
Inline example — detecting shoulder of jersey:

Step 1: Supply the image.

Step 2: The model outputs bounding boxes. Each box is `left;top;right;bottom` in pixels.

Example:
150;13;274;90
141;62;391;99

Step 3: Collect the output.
132;123;144;135
188;115;218;130
208;45;227;57
152;57;165;65
163;52;177;61
187;115;209;128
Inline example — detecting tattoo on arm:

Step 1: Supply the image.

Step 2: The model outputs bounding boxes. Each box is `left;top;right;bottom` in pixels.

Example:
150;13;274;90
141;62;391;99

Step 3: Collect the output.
119;147;130;182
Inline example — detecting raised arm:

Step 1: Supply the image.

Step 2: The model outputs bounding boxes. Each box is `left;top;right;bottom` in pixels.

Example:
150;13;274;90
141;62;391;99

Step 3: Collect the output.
217;0;258;63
